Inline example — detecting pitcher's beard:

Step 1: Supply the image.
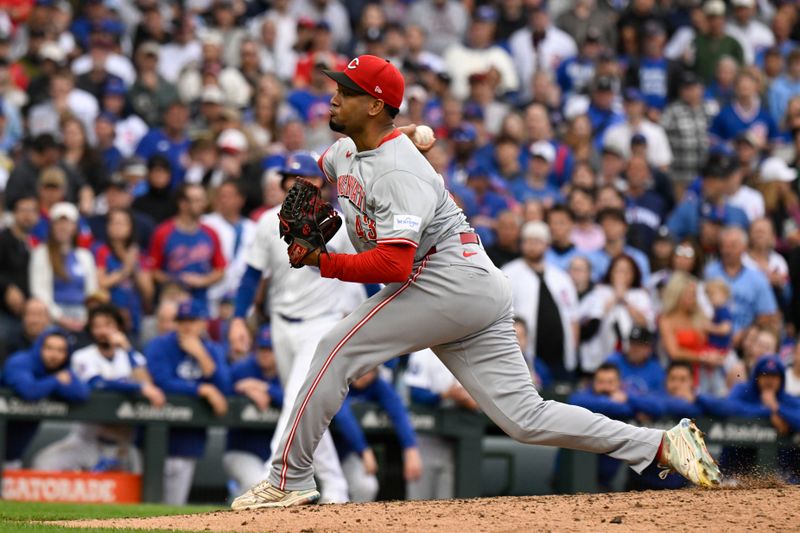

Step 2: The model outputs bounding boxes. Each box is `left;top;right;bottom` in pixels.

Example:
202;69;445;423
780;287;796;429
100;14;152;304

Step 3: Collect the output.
329;118;346;133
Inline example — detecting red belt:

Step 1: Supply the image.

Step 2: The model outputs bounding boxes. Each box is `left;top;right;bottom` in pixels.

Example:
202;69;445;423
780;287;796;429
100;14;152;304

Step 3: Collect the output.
427;232;480;255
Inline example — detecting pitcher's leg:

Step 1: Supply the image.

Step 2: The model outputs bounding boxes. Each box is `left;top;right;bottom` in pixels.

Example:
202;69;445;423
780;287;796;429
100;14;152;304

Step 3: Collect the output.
433;313;663;473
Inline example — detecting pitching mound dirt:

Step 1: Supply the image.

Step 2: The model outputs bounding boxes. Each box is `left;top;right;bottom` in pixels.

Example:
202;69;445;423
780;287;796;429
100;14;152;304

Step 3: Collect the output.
54;485;799;532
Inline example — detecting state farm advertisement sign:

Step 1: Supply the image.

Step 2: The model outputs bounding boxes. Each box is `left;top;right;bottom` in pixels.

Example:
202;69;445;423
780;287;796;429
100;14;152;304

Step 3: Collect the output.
2;470;141;503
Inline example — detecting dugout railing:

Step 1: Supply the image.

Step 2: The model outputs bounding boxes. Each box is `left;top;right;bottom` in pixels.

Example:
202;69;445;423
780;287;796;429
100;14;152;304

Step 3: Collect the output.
0;388;796;502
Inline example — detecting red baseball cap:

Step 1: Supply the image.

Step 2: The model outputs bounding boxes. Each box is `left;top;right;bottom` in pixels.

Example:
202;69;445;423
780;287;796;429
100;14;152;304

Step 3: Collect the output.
324;55;405;110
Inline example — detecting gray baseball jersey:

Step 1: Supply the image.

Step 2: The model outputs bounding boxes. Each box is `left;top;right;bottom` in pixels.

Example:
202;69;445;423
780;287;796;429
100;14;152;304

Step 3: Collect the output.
319;131;470;260
266;130;664;494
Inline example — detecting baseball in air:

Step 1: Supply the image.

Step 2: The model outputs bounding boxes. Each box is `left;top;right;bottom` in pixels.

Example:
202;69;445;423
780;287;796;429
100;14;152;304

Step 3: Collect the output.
412;125;435;146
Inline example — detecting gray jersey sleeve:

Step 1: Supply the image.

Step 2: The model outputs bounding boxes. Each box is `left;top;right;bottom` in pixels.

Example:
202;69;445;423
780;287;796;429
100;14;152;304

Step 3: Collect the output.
370;170;436;248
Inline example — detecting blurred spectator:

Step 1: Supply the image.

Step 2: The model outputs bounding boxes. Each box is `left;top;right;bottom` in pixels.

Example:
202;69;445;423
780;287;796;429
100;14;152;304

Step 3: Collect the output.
134;101;190;183
509;1;577;99
94;113;122;176
0;194;38;361
545;204;580;272
767;49;800;125
100;78;148;159
149;183;225;313
158;16;201;85
555;0;615;51
61;114;108;196
705;226;778;341
726;0;774;65
5;133;85;209
624;155;667;253
758;157;800;244
95;208;154;341
710;70;778;146
145;299;231;505
1;329;89;467
444;6;518;100
568;186;604;252
287;56;335;121
666;152;749;241
623;21;678;113
586;76;624;145
704;278;734;354
579;254;655;374
28;68;98;140
603;88;672;171
3;298;52;360
407;0;468;57
90;171;155;249
661;71;710;187
726;152;764;223
606;326;665;396
587;208;651;283
485;210;521;268
405;348;478;501
131;155;177;224
202;180;256;315
692;1;744;83
224;325;284;497
744;217;790;315
556;29;601;106
700;355;800;435
503;221;579;380
289;0;351;52
129;42;178;127
29;202;98;334
510;141;562;207
658;272;728;396
33;304;164;472
332;368;422;502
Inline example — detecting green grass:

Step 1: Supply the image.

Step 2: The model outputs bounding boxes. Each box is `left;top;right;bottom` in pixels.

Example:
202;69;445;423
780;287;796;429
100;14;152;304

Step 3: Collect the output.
0;501;223;533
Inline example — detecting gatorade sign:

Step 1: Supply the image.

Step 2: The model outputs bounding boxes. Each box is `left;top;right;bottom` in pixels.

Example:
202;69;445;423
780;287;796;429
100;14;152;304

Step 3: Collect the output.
2;470;141;503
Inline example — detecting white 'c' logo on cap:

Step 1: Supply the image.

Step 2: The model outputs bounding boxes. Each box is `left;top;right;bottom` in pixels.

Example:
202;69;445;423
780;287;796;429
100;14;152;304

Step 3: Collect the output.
347;58;359;69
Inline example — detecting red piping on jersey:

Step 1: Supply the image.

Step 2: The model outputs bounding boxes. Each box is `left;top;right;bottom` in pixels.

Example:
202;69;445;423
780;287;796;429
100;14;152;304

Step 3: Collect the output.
317;144;335;183
377;129;403;147
376;237;419;247
319;241;416;283
278;256;429;490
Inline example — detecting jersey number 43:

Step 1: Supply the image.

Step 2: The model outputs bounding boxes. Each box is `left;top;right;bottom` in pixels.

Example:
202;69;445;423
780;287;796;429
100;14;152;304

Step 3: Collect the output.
355;214;377;241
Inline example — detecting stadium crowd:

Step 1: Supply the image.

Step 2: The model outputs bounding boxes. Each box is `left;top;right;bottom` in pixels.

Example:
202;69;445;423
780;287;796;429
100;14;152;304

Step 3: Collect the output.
0;0;800;504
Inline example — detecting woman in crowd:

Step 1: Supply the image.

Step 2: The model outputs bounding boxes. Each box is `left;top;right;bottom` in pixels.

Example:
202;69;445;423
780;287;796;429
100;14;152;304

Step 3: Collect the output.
578;254;655;374
648;238;705;311
95;208;154;343
61;114;108;199
658;272;728;396
29;202;98;333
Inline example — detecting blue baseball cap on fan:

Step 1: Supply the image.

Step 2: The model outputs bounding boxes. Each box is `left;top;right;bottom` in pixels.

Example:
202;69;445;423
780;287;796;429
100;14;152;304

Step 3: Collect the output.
176;300;209;321
280;151;323;178
450;123;477;143
257;325;273;349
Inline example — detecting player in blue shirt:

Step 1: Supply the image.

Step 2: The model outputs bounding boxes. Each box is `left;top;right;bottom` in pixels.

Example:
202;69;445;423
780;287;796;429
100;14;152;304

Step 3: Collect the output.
145;300;232;505
703;226;778;341
605;326;665;396
1;328;89;466
149;183;226;314
134;101;191;185
331;368;422;502
224;325;284;497
666;153;750;240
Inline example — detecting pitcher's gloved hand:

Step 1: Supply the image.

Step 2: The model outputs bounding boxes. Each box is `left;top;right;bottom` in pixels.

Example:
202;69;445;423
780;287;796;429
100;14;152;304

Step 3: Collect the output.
278;178;342;268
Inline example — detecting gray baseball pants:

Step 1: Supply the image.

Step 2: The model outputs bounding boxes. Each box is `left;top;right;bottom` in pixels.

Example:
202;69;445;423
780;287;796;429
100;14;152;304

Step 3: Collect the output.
268;235;664;491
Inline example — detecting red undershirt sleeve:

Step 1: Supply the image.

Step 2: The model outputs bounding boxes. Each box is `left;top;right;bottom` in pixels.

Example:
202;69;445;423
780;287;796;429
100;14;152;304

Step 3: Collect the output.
319;242;417;284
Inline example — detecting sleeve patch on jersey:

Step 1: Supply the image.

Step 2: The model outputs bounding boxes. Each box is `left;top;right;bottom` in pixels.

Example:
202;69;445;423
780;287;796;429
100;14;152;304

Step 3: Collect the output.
393;214;422;233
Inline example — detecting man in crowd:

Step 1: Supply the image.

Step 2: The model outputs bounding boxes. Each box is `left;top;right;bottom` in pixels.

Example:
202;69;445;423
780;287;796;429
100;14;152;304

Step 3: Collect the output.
503;221;579;380
149;183;226;314
145;299;231;505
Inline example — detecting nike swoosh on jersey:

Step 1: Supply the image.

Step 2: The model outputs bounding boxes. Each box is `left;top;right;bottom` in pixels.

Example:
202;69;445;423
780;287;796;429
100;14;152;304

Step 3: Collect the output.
463;251;478;257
